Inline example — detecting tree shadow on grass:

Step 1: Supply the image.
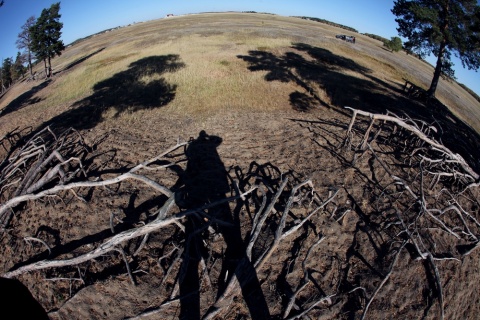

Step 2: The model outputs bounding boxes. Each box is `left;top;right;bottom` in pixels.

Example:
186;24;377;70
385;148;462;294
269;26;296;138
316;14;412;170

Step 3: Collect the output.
238;43;419;114
43;54;185;131
0;48;107;118
238;43;480;172
0;80;50;118
57;47;106;74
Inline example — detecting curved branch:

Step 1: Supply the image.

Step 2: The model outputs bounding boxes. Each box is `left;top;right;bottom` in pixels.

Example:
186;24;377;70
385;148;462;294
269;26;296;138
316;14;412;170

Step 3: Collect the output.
344;107;478;180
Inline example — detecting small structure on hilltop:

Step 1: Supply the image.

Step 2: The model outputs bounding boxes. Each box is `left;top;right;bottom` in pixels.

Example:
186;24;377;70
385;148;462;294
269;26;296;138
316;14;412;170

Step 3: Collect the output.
166;14;174;18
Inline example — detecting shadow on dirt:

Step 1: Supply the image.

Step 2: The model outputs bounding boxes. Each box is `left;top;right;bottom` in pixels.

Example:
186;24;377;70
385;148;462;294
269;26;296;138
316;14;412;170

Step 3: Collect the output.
42;54;185;132
238;42;480;172
0;277;49;319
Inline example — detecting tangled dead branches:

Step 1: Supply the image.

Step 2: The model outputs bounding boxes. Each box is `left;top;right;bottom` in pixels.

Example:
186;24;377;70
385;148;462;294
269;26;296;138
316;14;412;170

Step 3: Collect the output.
0;127;349;319
338;106;480;319
0;106;479;319
0;126;91;228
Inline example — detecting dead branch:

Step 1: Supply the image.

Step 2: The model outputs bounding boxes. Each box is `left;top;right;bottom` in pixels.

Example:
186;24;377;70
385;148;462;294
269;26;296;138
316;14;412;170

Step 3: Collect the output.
202;180;339;320
2;108;478;320
283;235;326;318
0;172;173;227
0;136;186;228
360;242;406;320
0;126;187;228
159;247;183;289
115;247;136;285
2;197;176;278
24;236;52;255
0;127;92;227
427;253;444;320
285;287;366;320
3;186;259;278
337;106;480;319
344;107;478;180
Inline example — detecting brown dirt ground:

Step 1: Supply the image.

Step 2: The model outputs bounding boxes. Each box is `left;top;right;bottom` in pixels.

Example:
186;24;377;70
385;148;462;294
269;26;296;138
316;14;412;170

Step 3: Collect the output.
0;13;480;320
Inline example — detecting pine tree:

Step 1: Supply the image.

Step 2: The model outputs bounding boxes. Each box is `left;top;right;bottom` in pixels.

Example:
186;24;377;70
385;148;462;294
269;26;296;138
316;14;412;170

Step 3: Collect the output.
392;0;480;98
12;52;26;81
30;2;65;78
1;58;13;90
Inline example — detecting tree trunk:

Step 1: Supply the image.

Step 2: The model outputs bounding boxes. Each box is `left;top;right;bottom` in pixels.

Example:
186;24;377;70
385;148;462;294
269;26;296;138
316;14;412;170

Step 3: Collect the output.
43;59;48;78
427;39;447;99
47;56;52;78
28;50;33;77
427;2;450;99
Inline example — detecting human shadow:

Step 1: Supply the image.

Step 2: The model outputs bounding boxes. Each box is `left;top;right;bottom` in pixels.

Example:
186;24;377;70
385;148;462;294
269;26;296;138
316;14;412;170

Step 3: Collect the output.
0;277;49;320
42;54;185;132
173;131;270;320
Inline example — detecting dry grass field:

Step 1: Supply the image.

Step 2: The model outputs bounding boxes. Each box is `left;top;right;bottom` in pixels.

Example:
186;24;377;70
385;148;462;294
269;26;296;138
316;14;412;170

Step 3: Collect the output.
0;12;480;320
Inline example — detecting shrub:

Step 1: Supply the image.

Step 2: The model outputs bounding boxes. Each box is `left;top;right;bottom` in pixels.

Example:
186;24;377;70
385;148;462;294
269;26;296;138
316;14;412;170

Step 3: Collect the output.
383;36;403;52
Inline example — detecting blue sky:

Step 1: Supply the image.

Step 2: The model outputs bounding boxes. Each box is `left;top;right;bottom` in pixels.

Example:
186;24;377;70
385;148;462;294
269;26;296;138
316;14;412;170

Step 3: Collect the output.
0;0;479;94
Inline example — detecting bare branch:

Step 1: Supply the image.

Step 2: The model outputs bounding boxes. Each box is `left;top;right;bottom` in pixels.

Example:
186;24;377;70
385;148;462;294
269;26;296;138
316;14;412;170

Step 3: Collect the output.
360;242;406;320
345;107;478;180
24;236;52;255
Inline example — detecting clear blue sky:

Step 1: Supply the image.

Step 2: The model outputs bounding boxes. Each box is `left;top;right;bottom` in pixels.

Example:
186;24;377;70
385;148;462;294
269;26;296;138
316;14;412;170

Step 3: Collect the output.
0;0;479;94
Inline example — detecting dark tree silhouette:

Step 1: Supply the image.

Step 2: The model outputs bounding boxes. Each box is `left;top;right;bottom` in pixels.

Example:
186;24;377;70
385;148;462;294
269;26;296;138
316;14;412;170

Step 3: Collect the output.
17;16;36;77
30;2;64;78
392;0;480;98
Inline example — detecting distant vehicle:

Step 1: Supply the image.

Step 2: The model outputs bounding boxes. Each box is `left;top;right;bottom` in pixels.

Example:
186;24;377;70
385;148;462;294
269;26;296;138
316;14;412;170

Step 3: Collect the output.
336;34;355;43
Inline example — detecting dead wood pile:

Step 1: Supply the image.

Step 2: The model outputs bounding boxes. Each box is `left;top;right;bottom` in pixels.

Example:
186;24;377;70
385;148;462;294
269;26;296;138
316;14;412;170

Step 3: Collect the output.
0;106;478;319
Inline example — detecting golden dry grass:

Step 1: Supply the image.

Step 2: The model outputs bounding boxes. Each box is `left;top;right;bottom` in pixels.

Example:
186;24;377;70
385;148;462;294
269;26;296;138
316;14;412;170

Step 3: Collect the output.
1;12;479;132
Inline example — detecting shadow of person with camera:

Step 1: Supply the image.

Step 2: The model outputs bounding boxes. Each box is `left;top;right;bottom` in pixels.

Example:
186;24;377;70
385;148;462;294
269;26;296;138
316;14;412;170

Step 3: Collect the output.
174;130;270;319
0;277;49;320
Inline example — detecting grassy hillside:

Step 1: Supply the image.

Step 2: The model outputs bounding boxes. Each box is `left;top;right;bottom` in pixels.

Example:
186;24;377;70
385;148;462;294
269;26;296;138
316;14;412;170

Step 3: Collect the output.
1;12;479;133
1;13;480;320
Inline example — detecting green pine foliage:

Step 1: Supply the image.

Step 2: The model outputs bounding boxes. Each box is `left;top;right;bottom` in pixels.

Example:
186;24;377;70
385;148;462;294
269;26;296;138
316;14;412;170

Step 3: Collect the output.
295;16;358;33
383;36;403;52
392;0;480;98
1;58;13;89
29;2;65;78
